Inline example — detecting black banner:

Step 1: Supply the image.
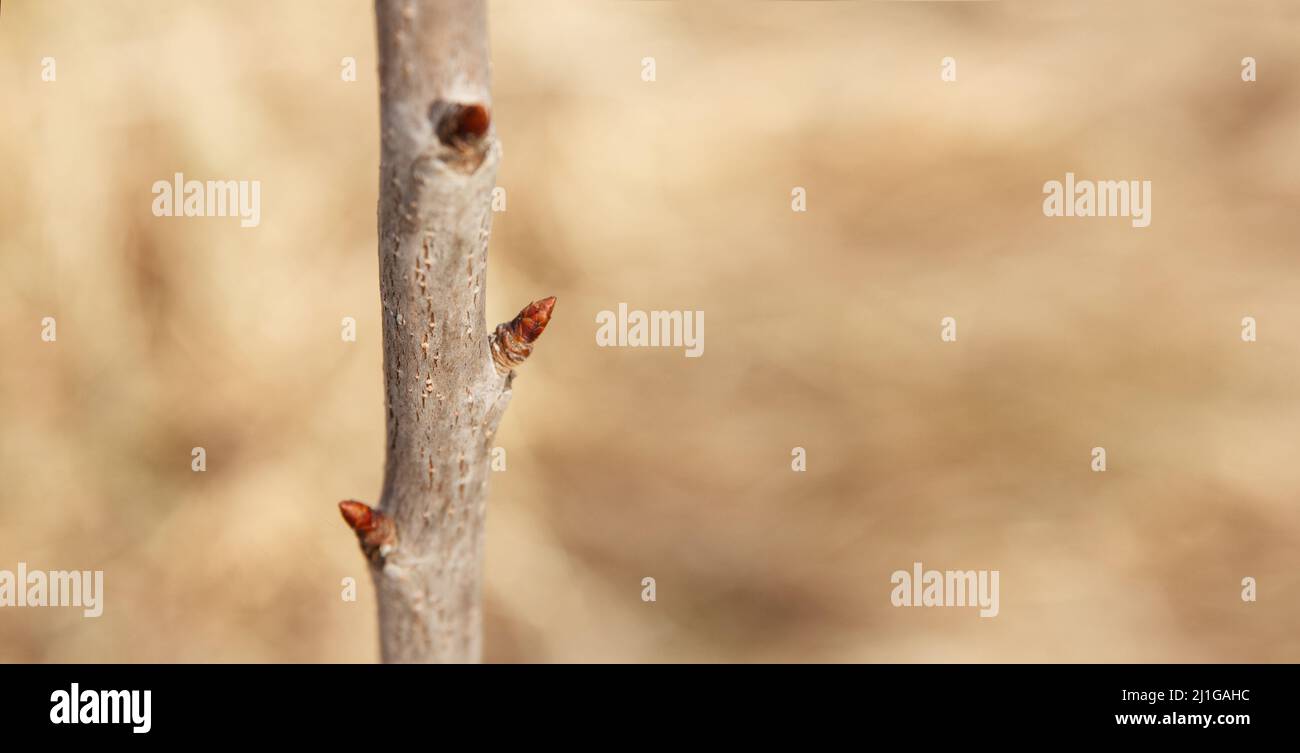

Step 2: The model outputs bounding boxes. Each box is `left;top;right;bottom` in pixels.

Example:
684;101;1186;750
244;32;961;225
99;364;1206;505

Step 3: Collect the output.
0;664;1285;741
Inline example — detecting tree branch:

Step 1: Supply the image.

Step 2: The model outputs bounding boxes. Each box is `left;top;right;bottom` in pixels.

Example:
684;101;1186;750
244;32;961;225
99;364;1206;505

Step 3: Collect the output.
340;0;553;664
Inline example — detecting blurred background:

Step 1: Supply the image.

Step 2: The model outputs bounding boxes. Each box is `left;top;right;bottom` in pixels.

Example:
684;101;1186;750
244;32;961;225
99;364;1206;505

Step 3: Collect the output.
2;0;1298;662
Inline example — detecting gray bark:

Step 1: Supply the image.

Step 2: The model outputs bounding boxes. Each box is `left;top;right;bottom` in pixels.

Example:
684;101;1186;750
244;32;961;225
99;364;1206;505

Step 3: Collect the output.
356;0;511;664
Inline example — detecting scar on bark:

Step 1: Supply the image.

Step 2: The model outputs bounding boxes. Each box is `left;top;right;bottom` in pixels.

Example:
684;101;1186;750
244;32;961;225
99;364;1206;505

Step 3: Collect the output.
491;297;556;376
339;500;397;562
430;101;491;172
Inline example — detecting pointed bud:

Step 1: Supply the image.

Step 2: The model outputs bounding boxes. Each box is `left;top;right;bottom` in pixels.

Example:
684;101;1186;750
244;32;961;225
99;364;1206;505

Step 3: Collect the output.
338;500;397;561
491;296;556;376
339;500;374;531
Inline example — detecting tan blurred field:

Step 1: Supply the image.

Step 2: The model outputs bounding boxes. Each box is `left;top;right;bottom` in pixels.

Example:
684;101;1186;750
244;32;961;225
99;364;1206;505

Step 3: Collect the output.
2;0;1298;662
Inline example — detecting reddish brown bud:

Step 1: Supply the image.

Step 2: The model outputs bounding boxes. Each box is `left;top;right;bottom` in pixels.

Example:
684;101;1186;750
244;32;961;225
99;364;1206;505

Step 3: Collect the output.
491;297;556;375
339;500;374;531
339;500;397;561
434;102;491;148
428;100;492;172
457;103;491;140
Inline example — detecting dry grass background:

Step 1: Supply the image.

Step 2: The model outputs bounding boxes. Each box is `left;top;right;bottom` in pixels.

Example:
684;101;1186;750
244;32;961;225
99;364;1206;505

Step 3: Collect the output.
1;0;1298;662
